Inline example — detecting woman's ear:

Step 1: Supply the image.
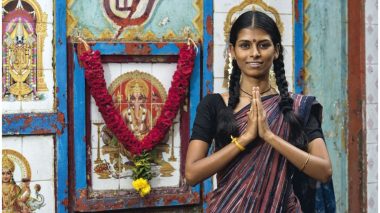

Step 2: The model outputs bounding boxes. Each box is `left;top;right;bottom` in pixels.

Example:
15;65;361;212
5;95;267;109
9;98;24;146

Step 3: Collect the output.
274;44;280;60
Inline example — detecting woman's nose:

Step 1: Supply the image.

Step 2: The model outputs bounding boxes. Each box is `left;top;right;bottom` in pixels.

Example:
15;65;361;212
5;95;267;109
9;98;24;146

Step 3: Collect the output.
251;46;261;57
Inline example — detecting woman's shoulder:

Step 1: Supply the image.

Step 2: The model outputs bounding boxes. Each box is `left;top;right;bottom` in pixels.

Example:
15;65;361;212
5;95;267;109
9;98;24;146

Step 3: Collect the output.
197;93;226;109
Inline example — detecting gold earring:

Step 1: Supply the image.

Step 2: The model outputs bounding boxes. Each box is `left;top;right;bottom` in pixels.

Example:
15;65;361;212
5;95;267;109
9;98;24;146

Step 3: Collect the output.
269;69;278;91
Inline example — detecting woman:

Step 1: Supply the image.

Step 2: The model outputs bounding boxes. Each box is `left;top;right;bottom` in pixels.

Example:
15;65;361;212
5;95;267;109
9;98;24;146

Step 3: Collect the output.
185;11;333;212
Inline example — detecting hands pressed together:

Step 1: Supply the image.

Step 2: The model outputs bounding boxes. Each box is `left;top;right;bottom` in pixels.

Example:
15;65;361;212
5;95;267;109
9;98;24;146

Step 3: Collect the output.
243;87;275;142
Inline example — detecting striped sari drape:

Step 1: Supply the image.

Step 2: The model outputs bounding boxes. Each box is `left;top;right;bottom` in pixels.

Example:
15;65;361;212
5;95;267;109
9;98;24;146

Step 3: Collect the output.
207;95;302;213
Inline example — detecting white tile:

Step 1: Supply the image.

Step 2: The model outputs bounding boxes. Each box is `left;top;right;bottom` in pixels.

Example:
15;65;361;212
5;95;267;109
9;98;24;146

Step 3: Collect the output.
22;136;54;181
281;14;293;46
366;103;378;129
214;12;228;45
151;63;177;92
121;63;152;75
367;182;378;213
213;1;239;13
2;100;22;114
367;129;378;143
36;0;54;24
283;45;294;78
21;69;55;113
213;77;228;94
149;147;181;188
367;143;378;183
366;65;378;104
28;180;56;213
285;75;294;93
264;0;293;14
90;119;106;149
214;44;228;78
91;148;120;191
365;0;378;24
103;63;122;87
2;136;23;150
365;24;378;64
42;23;54;70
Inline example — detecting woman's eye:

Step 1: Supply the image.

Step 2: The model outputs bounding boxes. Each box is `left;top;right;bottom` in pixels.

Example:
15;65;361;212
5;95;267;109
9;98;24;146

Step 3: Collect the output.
239;43;250;49
258;43;271;49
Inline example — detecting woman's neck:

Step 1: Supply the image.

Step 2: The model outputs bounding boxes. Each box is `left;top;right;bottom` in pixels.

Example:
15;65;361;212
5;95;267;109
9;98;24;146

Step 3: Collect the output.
240;77;271;96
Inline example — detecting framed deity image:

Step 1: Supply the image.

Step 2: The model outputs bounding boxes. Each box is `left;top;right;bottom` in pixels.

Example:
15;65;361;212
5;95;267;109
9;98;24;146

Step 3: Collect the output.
67;42;202;211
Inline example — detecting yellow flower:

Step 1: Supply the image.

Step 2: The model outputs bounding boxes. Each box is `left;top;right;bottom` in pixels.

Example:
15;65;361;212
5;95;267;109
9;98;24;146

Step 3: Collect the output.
132;178;149;191
140;185;151;197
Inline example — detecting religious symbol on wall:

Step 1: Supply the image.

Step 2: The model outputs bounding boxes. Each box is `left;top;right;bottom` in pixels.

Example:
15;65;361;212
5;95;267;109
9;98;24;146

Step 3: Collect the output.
2;0;48;101
102;0;159;38
93;71;177;181
2;149;46;212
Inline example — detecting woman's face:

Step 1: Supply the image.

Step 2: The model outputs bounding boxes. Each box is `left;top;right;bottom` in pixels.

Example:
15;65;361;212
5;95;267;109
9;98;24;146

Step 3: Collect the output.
230;27;278;79
2;169;12;183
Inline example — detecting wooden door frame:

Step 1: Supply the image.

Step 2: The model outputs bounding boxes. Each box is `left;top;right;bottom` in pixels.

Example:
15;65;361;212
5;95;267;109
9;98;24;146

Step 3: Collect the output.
347;0;367;211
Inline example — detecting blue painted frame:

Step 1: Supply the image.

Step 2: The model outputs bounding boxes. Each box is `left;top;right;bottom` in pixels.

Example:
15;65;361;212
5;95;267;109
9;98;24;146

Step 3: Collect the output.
71;42;202;211
294;0;305;94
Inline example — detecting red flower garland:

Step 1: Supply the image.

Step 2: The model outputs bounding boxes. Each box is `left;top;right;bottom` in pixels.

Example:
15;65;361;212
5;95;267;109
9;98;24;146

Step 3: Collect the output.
79;45;196;155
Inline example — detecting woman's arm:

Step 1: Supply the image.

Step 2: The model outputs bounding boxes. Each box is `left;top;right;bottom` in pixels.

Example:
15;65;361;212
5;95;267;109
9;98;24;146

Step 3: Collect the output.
264;134;332;182
185;134;252;186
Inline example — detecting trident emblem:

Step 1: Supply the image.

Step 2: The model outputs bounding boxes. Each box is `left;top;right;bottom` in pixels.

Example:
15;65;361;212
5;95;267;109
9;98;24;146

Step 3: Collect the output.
103;0;158;39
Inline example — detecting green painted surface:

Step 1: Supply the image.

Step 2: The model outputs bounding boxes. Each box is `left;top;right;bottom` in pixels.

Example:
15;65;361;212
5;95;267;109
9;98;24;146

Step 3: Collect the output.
306;1;348;212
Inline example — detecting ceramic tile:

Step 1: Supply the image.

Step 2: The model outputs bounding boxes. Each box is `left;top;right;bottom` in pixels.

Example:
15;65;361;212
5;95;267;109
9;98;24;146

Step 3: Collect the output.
365;24;378;64
35;0;54;24
264;0;293;14
213;12;228;45
281;14;293;46
367;182;378;213
21;69;55;113
214;44;228;78
26;180;56;212
103;63;122;87
2;136;22;152
366;65;378;104
22;135;54;181
91;148;120;191
366;103;378;129
90;118;106;149
367;143;378;183
42;23;54;70
2;99;22;114
151;63;177;93
365;0;378;24
213;77;228;94
121;63;152;75
283;45;294;79
367;129;378;143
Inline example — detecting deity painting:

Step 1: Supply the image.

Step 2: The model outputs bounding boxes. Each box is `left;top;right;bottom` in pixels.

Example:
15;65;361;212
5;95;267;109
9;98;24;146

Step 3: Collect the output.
92;70;177;183
2;149;45;213
2;0;48;101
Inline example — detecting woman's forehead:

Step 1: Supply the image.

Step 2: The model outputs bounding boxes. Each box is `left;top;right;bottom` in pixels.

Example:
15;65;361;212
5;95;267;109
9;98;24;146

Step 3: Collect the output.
237;28;271;41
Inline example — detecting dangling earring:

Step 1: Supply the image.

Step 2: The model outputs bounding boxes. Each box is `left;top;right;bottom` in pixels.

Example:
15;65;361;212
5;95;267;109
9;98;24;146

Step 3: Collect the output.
223;53;233;88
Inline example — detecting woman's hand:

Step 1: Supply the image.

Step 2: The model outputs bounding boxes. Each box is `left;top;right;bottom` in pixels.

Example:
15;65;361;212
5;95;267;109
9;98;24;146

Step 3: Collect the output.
252;87;274;141
241;88;258;141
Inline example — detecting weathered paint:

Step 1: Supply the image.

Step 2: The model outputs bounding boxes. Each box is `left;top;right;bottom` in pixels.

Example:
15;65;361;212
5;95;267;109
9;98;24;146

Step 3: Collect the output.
347;0;367;211
294;0;305;94
2;113;63;135
56;0;70;212
70;42;203;211
305;1;348;212
202;1;213;97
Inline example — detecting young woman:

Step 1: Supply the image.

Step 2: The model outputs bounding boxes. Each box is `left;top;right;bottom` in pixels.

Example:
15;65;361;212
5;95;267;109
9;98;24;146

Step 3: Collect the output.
185;11;333;212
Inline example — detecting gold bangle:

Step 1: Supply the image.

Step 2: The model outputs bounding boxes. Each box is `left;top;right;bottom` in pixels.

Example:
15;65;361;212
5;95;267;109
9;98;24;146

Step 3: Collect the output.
230;136;245;151
300;153;311;171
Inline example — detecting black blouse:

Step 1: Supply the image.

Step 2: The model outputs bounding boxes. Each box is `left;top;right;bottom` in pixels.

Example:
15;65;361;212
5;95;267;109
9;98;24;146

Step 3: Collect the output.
190;94;324;146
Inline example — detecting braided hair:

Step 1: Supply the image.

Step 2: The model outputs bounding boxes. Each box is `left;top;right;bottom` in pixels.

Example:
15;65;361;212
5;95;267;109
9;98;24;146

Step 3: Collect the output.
216;11;307;149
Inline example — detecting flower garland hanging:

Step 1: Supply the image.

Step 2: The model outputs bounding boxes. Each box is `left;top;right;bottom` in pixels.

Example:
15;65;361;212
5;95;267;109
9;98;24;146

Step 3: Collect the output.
78;39;196;197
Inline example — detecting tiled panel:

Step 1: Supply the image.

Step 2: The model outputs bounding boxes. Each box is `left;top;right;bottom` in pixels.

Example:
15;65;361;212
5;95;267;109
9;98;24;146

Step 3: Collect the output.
366;103;378;129
365;0;378;24
214;44;228;78
367;182;378;213
214;0;293;15
213;12;228;46
281;14;293;46
367;129;378;143
367;143;378;183
283;45;294;78
91;148;120;191
42;23;54;70
2;136;22;151
151;63;177;92
21;69;55;113
366;64;378;104
121;63;152;75
28;180;56;212
36;0;54;24
365;23;378;65
2;100;22;114
22;136;54;181
103;63;122;87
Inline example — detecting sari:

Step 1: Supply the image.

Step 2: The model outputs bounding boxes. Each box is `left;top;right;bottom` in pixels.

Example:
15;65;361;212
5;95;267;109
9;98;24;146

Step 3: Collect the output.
206;94;335;213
